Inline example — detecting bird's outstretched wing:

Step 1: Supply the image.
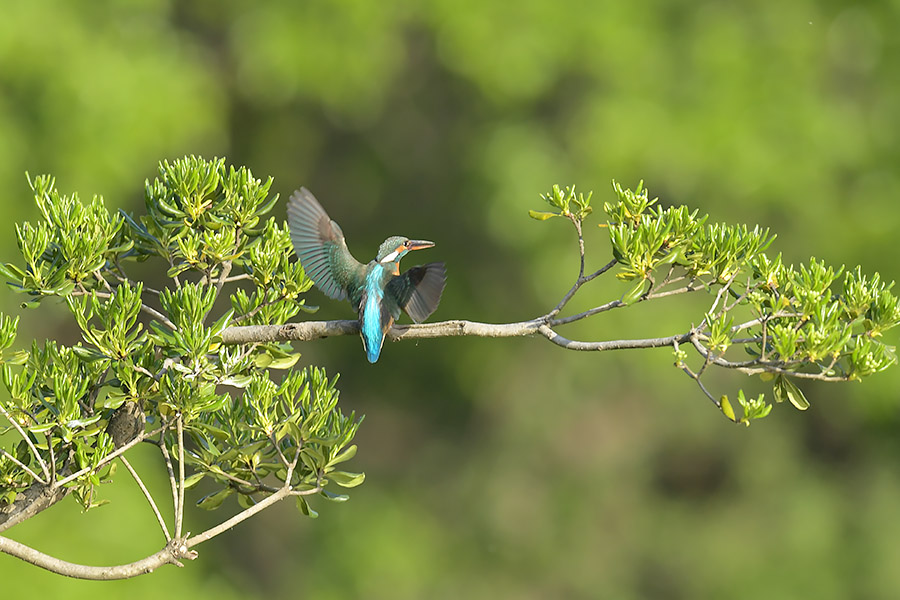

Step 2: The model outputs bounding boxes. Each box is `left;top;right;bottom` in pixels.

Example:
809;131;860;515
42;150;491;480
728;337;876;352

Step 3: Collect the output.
287;188;364;300
386;262;447;323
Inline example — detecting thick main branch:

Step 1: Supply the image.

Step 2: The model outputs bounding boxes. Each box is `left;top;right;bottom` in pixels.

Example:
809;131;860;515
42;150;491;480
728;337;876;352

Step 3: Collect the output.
221;317;702;355
219;318;546;345
0;536;191;580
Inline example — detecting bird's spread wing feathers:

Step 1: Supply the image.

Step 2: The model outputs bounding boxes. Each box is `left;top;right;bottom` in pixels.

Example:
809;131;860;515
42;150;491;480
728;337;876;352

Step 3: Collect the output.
386;262;447;323
287;188;363;300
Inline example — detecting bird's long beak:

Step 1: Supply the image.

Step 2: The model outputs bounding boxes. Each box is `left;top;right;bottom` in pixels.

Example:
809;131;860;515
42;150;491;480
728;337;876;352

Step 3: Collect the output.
406;240;435;251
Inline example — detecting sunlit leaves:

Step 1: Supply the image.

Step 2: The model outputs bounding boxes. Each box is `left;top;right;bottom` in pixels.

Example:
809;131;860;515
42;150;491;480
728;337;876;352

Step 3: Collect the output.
773;376;810;411
531;184;592;221
184;367;362;516
67;282;144;360
736;390;772;425
530;179;900;422
0;156;362;518
29;174;129;285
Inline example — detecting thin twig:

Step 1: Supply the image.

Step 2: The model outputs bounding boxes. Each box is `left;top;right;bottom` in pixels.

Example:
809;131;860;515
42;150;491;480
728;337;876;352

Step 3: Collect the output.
55;425;166;488
175;416;186;539
209;467;279;494
538;324;694;351
0;448;44;484
544;258;618;320
157;433;180;534
674;342;722;410
584;259;619;283
232;296;282;325
703;272;740;326
285;445;302;484
215;260;233;299
221;273;252;283
120;456;171;541
71;290;176;331
549;284;700;328
270;434;291;470
693;371;721;408
185;484;321;549
550;300;624;327
572;216;586;279
110;267;161;296
45;432;56;484
688;336;849;381
0;403;49;483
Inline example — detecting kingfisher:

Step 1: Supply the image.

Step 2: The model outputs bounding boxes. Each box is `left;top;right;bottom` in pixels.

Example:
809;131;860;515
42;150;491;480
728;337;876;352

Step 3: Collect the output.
287;188;446;363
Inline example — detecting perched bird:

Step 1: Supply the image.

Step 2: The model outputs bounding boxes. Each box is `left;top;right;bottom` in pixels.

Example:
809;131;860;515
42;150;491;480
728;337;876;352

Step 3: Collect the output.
287;188;446;363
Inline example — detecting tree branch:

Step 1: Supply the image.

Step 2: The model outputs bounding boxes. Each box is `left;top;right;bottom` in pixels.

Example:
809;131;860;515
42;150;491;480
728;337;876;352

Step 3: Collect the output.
220;317;694;352
0;403;50;483
538;325;694;351
120;456;171;542
218;318;545;345
55;425;165;488
186;485;301;548
0;448;45;485
0;427;163;534
0;535;193;580
174;416;186;539
0;482;69;534
71;290;177;331
157;433;180;532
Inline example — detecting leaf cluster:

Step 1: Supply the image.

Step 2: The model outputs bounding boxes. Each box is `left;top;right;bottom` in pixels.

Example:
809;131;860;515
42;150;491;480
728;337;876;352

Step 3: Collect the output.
186;367;362;517
531;181;900;424
0;156;361;518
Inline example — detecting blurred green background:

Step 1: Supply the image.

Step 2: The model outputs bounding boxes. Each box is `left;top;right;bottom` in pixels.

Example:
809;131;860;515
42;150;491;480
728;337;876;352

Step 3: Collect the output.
3;0;900;598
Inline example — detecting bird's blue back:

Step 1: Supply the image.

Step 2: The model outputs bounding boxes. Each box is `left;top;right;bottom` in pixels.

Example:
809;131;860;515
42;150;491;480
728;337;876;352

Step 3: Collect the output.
360;265;391;363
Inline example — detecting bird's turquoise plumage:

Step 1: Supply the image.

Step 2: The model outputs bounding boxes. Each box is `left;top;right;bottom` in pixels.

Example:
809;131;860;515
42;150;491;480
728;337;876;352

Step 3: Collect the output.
360;267;391;362
287;188;446;363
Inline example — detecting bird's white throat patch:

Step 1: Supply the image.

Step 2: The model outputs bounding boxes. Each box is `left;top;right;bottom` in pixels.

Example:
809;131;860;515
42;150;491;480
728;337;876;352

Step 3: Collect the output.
379;250;399;263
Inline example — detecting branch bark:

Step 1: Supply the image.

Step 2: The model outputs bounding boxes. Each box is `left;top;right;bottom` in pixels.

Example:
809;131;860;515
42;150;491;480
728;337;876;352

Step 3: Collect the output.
218;318;546;345
0;535;193;580
0;483;70;533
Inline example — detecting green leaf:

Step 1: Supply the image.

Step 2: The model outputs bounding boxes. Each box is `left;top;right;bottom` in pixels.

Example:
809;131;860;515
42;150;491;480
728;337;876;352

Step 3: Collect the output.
773;376;810;410
781;377;810;411
220;374;254;388
328;470;366;488
267;354;300;370
296;495;319;518
621;279;647;305
28;422;57;434
321;489;350;502
71;345;107;362
254;353;273;368
183;472;206;489
66;414;103;429
326;444;357;467
720;395;736;422
528;210;558;221
0;263;26;282
196;487;234;510
3;350;28;366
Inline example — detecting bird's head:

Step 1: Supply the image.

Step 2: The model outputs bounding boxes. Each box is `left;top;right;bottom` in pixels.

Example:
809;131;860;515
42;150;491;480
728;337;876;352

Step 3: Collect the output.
376;236;434;265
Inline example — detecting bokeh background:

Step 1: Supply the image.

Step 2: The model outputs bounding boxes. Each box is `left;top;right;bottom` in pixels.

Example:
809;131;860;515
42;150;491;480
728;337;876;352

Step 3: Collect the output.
2;1;900;598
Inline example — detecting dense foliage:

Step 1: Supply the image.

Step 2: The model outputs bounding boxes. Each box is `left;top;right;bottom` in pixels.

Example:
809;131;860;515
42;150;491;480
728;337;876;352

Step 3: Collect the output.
2;1;900;597
530;183;900;423
0;158;362;533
